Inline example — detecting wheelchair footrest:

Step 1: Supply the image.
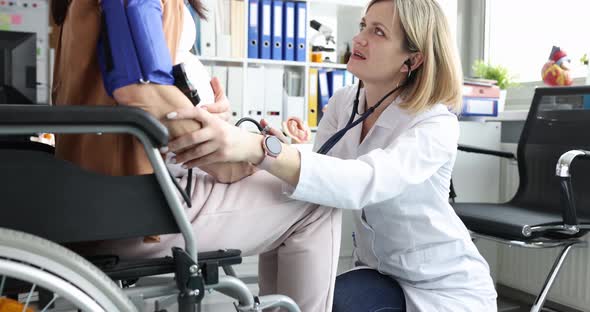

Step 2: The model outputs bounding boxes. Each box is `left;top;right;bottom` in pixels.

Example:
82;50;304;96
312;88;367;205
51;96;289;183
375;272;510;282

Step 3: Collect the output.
198;249;242;285
89;249;242;283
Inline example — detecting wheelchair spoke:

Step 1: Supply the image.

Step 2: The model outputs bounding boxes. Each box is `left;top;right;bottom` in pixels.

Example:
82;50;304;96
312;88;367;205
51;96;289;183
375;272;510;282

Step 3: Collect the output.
40;293;59;312
22;283;36;312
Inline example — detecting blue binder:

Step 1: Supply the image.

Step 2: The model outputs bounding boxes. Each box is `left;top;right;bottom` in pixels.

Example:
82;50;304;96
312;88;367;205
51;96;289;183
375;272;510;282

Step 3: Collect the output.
271;0;284;60
248;0;260;58
343;70;355;87
294;1;306;62
282;1;295;61
461;97;498;117
187;4;201;55
317;69;330;120
259;0;272;59
327;70;344;97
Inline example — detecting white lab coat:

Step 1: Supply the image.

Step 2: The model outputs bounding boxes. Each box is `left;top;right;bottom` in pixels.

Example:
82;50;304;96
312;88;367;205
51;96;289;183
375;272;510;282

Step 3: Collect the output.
288;85;498;312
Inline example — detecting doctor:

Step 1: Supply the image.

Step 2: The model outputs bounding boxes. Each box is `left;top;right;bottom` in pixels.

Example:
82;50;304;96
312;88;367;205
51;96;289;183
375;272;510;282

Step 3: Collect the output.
165;0;497;311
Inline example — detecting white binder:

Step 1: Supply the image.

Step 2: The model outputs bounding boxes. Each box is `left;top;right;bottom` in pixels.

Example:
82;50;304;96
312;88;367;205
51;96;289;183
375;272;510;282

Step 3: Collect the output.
263;67;285;129
283;96;305;121
211;66;228;94
227;66;244;122
216;0;232;57
244;66;265;131
200;0;218;56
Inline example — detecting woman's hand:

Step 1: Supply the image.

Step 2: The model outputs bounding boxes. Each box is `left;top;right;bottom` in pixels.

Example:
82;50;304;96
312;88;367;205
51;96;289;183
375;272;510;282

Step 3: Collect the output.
166;106;264;169
260;119;290;143
114;79;254;183
113;77;232;132
199;77;232;122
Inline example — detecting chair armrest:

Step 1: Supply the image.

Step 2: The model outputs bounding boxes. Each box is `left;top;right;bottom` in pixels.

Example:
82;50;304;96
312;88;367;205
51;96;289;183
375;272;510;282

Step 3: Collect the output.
555;150;590;228
0;105;169;147
458;144;516;159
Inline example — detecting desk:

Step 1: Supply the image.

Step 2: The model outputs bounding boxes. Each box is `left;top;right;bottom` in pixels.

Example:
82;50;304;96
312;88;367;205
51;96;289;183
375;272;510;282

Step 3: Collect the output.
461;110;528;144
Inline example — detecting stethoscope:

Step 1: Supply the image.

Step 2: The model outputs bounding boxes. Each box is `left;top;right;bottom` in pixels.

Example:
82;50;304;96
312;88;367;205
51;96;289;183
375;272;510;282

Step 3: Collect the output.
317;59;413;155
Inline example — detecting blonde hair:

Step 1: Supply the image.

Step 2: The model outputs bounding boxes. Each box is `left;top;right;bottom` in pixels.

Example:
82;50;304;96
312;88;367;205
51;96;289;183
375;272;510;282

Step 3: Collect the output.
367;0;463;113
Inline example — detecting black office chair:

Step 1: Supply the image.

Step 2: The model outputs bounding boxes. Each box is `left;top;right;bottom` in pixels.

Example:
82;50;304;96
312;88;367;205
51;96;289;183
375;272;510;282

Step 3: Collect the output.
452;86;590;312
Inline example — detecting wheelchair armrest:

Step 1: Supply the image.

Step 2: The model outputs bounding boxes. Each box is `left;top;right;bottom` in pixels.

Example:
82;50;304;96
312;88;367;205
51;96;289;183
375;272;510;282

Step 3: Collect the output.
555;150;590;228
0;105;169;147
458;144;516;160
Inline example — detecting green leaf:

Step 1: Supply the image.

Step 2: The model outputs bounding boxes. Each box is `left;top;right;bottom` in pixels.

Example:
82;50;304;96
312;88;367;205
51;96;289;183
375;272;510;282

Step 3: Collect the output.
581;53;589;66
471;59;519;90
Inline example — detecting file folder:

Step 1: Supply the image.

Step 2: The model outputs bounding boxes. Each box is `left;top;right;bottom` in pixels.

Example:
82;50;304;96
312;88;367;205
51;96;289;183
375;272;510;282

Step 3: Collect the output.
263;67;285;129
461;97;498;117
227;66;244;122
188;4;201;54
284;96;305;121
282;1;295;61
248;0;259;58
200;0;217;56
294;1;306;62
285;70;303;96
343;70;354;87
307;68;319;127
317;69;330;121
216;0;232;57
271;0;284;60
230;0;246;58
327;70;344;97
245;66;265;131
212;66;229;98
259;0;272;59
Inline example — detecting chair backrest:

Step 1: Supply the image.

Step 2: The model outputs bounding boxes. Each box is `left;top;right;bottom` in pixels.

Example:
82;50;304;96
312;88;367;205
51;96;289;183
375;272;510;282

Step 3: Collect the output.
0;105;181;243
512;86;590;218
0;146;180;243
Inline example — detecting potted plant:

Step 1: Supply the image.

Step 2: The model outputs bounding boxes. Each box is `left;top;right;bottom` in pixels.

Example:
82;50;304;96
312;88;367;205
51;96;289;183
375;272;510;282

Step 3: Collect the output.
581;53;590;85
472;60;518;112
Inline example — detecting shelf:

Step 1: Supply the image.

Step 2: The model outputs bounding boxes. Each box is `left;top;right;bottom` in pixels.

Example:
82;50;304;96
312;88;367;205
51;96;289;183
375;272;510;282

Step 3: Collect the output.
309;62;348;69
196;56;245;64
484;110;529;122
308;0;366;8
246;58;307;67
196;57;350;71
197;57;349;71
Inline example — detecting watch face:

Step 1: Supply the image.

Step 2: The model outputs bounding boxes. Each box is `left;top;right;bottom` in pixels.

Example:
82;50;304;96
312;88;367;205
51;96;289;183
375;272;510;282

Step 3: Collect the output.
265;136;282;156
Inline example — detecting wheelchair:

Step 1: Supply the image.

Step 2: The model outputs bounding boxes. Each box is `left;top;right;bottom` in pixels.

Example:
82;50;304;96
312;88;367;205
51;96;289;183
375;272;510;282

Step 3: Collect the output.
0;104;301;312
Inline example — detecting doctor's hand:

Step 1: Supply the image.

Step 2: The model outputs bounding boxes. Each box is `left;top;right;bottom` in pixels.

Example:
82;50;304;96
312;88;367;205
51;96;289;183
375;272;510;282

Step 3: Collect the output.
260;119;290;144
166;106;264;169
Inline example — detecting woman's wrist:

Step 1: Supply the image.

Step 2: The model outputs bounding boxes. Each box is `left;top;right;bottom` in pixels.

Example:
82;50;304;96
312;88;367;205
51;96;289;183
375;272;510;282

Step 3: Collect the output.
246;133;265;165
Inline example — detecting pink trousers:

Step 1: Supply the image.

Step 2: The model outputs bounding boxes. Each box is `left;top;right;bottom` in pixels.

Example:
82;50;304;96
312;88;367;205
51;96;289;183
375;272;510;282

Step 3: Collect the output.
96;170;342;312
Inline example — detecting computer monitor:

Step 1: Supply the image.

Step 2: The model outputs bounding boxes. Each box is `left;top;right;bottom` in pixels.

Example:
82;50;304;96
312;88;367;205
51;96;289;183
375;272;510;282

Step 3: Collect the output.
0;30;37;105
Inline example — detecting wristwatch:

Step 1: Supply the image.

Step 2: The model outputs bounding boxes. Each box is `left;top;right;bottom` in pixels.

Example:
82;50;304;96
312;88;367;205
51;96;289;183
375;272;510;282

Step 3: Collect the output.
257;135;283;170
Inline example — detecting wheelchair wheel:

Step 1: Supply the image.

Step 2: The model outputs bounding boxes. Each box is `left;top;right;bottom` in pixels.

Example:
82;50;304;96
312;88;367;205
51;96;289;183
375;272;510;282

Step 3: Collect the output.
0;228;137;311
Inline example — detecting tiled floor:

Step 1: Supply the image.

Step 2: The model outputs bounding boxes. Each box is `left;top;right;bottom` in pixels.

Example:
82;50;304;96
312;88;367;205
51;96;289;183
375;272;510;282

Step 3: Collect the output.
195;288;567;312
497;297;564;312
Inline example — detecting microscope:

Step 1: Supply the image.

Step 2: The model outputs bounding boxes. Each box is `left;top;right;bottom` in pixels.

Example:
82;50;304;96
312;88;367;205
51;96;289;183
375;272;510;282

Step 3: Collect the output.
309;19;336;63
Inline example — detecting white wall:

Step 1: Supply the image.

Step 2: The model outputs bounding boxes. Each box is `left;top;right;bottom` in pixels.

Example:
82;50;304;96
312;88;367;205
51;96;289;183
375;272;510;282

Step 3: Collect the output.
453;121;503;282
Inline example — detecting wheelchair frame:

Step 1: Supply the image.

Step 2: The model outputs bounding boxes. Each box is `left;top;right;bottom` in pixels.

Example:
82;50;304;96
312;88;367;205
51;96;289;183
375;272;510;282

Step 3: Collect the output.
0;105;300;312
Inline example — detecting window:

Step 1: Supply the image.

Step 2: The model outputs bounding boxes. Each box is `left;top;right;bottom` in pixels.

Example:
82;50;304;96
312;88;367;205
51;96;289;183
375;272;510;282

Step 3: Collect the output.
437;0;458;40
486;0;590;82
